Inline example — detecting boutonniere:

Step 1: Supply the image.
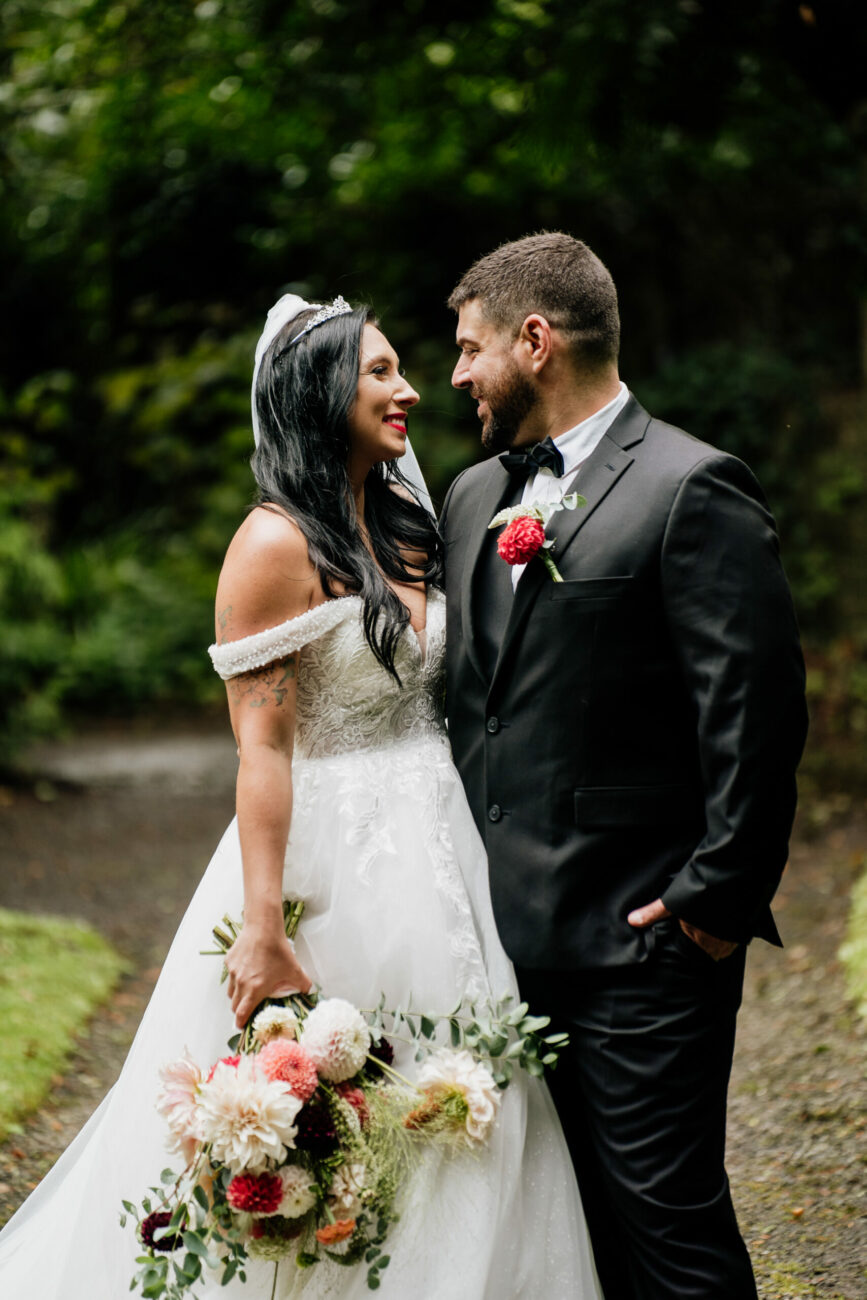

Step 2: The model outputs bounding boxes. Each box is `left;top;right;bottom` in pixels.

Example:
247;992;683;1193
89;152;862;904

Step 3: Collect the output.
487;493;586;583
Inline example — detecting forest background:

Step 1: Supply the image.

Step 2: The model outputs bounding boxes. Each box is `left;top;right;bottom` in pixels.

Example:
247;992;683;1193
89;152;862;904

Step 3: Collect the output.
1;0;865;800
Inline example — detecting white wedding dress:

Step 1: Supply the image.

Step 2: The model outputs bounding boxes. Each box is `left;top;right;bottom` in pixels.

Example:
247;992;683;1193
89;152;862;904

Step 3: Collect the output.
0;587;600;1299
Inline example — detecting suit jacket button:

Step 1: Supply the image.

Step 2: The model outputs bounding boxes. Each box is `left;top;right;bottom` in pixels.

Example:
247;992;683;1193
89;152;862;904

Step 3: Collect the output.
486;716;500;734
488;804;502;822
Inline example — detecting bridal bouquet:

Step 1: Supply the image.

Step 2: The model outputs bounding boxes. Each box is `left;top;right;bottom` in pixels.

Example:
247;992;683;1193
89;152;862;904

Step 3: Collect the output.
122;903;567;1298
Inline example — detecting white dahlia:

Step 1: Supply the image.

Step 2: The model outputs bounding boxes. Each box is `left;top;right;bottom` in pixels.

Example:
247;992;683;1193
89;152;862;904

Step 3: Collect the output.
197;1056;302;1174
299;998;371;1083
156;1049;204;1157
417;1049;501;1145
278;1165;317;1219
328;1161;366;1218
251;1005;299;1046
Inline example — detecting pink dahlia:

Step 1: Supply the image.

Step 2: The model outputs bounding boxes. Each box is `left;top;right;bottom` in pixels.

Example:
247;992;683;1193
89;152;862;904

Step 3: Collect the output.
497;515;546;565
257;1040;319;1101
226;1171;284;1216
156;1049;203;1160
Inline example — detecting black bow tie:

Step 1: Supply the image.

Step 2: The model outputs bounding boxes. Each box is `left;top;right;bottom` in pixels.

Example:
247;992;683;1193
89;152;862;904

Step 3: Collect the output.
498;436;564;481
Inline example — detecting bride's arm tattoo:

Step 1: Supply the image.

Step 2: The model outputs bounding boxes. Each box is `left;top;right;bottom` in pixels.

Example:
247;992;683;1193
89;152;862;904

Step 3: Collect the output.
217;604;233;643
228;656;297;709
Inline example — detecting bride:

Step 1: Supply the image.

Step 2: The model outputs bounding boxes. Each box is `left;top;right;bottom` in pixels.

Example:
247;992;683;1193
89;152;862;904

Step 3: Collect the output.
0;293;601;1298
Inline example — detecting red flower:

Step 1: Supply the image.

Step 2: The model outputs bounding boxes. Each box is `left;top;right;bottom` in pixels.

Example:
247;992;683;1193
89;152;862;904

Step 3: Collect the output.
226;1171;284;1216
139;1210;183;1252
206;1054;240;1082
257;1040;319;1101
497;516;546;565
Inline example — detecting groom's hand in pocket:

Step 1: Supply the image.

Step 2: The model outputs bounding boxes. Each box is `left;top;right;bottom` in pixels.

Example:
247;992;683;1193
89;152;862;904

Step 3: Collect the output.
627;898;738;961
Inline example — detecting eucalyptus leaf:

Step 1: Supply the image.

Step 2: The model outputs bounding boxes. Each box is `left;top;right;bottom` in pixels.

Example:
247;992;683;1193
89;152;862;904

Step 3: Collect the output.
505;1002;529;1025
517;1015;551;1034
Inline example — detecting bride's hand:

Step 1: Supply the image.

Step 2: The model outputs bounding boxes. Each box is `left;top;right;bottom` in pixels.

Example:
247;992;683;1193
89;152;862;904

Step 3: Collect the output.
225;923;312;1029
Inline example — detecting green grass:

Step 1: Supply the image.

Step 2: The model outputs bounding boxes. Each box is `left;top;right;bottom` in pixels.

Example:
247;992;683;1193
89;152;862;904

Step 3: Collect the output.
839;858;867;1021
0;907;125;1141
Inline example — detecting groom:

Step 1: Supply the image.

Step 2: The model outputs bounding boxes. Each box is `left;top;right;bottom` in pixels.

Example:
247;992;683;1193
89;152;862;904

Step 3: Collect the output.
440;232;808;1298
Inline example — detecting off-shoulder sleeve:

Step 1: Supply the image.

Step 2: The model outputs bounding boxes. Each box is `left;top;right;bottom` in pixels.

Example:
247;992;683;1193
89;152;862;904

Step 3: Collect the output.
208;596;360;680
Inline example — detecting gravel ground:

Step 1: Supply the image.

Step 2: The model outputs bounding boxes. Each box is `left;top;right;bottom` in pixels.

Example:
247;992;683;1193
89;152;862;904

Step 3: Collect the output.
0;730;864;1298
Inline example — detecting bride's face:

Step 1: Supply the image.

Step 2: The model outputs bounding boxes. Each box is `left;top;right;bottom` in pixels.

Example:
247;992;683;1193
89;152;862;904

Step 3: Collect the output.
348;324;419;474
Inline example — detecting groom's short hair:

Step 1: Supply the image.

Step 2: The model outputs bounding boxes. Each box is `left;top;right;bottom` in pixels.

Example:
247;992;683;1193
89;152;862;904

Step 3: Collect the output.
448;231;620;370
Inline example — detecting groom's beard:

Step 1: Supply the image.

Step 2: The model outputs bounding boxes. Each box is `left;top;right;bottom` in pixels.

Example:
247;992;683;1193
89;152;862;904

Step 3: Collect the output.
476;360;539;452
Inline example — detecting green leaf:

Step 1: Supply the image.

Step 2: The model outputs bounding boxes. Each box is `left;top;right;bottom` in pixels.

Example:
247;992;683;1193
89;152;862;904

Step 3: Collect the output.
543;1031;570;1045
182;1231;211;1258
419;1015;436;1038
192;1184;210;1212
505;1002;529;1025
122;1199;137;1215
449;1018;461;1047
541;1052;560;1066
160;1167;175;1184
183;1252;202;1279
517;1015;550;1033
525;1057;545;1077
484;1033;509;1056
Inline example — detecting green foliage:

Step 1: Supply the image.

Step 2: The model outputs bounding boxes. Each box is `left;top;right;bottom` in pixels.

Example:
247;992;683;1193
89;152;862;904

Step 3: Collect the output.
0;906;125;1140
0;0;863;751
839;858;867;1020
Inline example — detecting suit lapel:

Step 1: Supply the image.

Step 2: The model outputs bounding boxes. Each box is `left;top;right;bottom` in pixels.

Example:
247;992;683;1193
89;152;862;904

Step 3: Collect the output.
460;461;515;685
489;396;651;687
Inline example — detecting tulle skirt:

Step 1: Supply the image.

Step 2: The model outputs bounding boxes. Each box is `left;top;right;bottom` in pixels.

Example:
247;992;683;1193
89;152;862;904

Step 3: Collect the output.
0;735;600;1298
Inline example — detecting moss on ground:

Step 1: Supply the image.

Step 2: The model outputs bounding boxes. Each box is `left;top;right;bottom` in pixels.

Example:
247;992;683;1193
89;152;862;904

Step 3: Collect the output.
839;856;867;1020
0;907;125;1141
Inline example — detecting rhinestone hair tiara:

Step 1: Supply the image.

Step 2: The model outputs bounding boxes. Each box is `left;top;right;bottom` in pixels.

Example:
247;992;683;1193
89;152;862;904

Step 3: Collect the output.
288;295;353;345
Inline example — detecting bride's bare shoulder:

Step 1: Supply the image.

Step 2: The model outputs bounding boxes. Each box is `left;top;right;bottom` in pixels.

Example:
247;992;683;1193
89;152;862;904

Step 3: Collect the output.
215;506;318;643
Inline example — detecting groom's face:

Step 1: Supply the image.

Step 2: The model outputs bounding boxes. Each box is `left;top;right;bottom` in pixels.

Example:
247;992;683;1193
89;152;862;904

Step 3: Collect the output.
452;299;539;452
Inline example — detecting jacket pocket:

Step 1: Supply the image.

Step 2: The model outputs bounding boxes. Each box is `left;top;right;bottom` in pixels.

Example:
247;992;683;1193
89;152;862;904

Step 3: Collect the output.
550;575;633;602
573;784;703;829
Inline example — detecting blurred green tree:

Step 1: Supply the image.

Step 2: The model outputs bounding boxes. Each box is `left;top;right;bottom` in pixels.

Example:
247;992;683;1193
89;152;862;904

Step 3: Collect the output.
0;0;864;752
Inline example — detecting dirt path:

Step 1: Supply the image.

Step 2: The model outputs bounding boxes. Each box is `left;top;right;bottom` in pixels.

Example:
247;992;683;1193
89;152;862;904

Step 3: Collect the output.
0;730;864;1298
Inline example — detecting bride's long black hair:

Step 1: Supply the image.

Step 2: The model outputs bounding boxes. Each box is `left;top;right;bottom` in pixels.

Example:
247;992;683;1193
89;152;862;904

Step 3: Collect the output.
251;303;443;682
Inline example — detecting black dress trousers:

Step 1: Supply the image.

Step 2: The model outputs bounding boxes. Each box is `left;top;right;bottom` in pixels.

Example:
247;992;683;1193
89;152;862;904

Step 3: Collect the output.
517;925;758;1300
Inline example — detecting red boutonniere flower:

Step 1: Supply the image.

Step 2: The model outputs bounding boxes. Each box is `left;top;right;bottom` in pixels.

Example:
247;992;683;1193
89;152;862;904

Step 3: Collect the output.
488;493;586;584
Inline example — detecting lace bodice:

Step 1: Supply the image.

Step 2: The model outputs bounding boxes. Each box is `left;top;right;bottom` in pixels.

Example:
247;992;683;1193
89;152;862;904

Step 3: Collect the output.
208;588;446;760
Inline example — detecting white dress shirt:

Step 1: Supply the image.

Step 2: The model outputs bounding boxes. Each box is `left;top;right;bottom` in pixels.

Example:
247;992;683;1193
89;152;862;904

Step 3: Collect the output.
511;381;631;588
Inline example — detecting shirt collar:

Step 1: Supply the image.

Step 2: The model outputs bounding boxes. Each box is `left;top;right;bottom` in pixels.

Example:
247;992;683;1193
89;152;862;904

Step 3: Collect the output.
550;381;630;476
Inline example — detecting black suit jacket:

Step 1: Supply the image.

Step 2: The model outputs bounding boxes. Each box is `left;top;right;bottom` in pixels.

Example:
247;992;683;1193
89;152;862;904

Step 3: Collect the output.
440;396;808;969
